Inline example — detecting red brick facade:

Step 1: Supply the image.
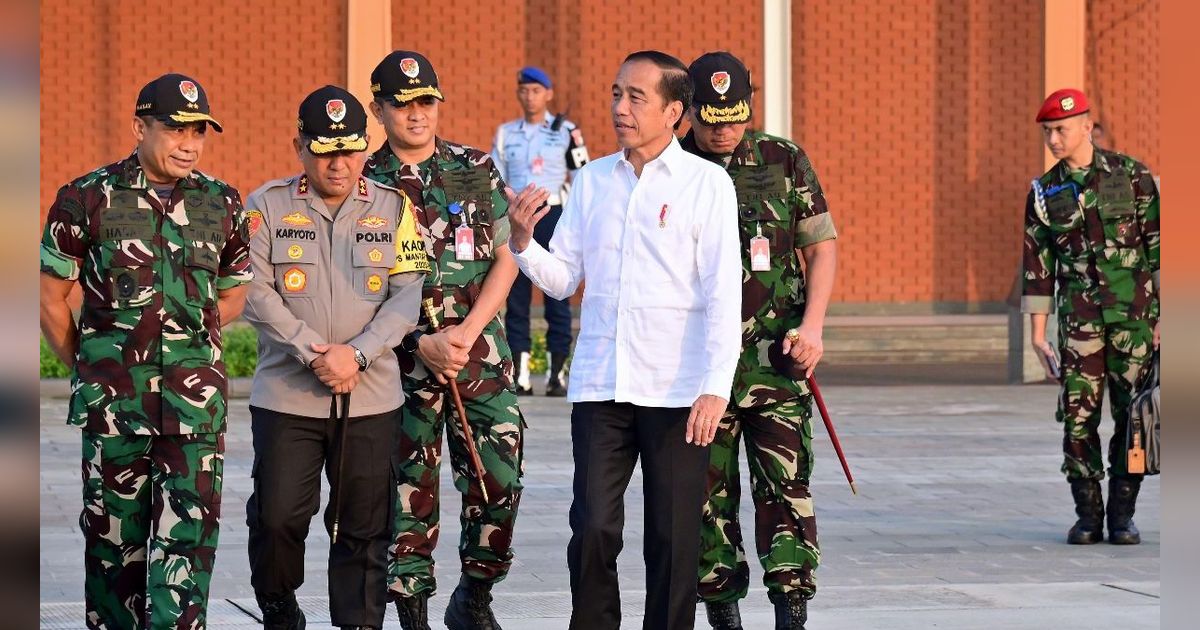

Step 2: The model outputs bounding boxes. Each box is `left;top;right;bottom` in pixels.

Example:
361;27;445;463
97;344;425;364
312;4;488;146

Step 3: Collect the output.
40;0;1159;310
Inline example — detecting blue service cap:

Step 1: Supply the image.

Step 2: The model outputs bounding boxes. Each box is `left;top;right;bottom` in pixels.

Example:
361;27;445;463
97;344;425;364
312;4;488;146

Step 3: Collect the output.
517;66;552;89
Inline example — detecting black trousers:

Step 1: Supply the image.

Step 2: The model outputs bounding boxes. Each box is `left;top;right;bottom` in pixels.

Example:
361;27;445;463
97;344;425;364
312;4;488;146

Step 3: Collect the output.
505;204;573;355
567;401;711;630
246;404;400;627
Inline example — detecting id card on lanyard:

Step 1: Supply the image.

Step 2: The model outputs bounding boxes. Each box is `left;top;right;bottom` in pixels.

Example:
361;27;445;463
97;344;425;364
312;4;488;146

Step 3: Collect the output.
750;222;770;272
449;202;475;261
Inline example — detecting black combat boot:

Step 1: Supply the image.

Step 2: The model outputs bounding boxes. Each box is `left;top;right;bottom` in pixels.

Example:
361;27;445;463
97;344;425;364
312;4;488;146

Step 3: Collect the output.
444;574;502;630
393;593;431;630
256;591;305;630
1107;476;1143;545
545;352;568;397
1067;479;1105;544
769;590;807;629
704;600;744;629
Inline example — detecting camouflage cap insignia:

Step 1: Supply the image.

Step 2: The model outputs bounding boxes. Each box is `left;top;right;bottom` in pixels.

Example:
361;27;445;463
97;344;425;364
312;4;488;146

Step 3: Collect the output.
281;211;314;226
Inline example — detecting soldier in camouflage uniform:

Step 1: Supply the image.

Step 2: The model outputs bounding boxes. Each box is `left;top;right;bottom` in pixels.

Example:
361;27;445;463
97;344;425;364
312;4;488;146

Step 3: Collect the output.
1022;89;1160;546
39;74;250;629
680;53;838;630
364;51;523;630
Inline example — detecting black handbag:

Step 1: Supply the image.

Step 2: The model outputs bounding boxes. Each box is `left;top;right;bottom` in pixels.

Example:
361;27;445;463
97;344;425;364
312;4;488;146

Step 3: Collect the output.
1126;350;1160;475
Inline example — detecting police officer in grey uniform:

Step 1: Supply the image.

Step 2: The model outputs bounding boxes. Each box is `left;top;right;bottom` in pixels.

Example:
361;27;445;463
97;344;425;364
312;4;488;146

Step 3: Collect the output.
242;85;429;630
492;66;588;396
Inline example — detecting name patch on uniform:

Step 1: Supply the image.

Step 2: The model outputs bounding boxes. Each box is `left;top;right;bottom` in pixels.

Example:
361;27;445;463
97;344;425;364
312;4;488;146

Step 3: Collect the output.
356;231;393;243
275;228;317;240
1098;171;1135;214
100;206;152;241
733;165;787;205
440;168;492;203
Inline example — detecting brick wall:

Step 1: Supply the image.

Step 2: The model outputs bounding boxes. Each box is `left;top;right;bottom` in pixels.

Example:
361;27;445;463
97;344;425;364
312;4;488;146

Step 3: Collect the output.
39;1;1158;311
793;0;1044;308
40;0;346;211
1086;0;1159;170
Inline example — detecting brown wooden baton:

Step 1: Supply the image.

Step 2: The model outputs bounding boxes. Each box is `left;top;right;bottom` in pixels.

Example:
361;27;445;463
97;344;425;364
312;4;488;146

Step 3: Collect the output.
806;373;857;495
422;298;489;503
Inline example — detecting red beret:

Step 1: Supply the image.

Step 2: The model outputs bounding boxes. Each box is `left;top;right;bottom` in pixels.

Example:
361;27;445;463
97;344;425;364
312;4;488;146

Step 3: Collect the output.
1036;89;1089;122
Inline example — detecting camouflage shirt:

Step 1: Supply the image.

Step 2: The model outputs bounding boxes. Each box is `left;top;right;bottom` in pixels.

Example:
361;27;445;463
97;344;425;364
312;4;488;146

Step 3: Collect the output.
1022;147;1160;324
681;129;837;408
364;138;515;383
40;153;252;435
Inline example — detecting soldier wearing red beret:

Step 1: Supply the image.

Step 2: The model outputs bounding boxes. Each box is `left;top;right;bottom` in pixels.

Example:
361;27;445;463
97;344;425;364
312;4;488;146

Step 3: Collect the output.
1022;88;1160;546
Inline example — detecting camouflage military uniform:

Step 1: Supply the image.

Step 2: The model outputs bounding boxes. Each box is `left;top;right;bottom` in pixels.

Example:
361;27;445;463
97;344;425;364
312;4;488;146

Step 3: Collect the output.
40;153;251;628
365;138;524;598
1022;147;1160;480
682;129;837;603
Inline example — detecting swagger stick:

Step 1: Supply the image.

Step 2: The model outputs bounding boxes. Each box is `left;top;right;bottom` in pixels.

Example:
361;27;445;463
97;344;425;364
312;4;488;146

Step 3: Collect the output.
805;374;857;495
331;392;351;543
422;298;489;503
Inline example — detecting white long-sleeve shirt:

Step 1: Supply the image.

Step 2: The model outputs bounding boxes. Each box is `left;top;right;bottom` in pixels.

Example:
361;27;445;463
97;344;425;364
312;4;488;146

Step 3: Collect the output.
512;137;742;407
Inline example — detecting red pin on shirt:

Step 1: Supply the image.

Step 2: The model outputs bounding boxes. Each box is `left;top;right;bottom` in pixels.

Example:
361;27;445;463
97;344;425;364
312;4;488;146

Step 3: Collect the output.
659;204;669;228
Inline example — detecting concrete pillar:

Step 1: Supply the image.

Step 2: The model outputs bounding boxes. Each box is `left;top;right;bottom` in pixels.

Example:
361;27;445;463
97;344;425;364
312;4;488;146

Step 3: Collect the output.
1010;0;1085;383
762;0;792;138
346;0;392;147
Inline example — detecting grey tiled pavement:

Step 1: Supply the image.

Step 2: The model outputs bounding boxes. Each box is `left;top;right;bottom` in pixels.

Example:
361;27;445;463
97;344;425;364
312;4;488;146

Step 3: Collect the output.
40;384;1159;628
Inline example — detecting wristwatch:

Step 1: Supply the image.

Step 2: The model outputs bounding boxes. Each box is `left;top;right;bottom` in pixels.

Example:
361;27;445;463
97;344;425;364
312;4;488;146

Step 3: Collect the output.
400;330;425;354
352;346;367;371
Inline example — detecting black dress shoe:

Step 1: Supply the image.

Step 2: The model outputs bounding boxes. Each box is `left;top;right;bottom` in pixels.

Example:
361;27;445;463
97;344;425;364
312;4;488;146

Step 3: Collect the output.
256;591;305;630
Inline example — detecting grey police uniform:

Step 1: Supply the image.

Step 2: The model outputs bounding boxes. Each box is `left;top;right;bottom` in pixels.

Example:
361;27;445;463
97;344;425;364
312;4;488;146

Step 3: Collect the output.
242;166;426;627
243;173;424;416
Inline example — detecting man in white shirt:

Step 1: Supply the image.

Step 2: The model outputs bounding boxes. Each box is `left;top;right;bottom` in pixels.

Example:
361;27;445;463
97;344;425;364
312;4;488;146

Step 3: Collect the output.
507;50;742;630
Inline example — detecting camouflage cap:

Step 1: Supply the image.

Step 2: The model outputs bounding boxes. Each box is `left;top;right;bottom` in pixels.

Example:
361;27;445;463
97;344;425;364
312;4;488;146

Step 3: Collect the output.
371;50;444;105
135;73;223;132
298;85;368;154
688;52;752;125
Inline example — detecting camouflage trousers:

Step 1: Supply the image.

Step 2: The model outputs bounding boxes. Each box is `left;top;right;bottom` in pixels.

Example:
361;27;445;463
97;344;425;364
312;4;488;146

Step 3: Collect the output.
1056;316;1156;480
698;397;819;603
388;371;525;598
80;431;223;630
